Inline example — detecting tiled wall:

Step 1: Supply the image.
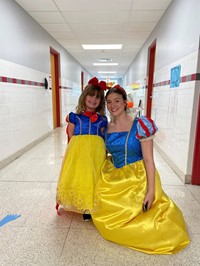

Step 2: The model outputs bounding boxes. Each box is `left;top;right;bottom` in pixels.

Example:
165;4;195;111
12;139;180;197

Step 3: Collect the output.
0;59;53;165
128;51;198;181
0;59;80;167
60;79;81;125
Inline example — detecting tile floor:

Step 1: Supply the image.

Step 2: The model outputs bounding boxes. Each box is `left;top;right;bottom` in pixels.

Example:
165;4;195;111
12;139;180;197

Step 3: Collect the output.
0;127;200;266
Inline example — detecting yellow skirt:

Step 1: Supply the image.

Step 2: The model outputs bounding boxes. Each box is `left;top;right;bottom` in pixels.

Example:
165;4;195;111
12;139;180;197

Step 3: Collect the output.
92;159;190;254
56;135;106;213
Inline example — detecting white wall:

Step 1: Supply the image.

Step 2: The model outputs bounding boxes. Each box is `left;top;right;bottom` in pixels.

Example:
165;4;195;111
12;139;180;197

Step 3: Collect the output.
0;0;91;166
123;0;200;182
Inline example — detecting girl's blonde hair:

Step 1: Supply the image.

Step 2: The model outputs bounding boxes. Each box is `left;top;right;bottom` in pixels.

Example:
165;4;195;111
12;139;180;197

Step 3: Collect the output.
76;84;106;115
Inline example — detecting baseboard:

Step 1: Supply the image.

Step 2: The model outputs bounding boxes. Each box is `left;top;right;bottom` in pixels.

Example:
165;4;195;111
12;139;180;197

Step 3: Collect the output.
0;130;54;170
154;142;191;184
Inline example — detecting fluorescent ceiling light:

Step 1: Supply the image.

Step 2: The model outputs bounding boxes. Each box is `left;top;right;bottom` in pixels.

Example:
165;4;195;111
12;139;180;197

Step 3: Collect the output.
99;76;117;78
98;71;116;74
93;63;118;66
82;44;122;50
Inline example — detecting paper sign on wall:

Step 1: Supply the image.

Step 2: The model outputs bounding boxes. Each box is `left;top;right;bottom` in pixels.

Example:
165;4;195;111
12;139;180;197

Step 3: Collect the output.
170;65;181;88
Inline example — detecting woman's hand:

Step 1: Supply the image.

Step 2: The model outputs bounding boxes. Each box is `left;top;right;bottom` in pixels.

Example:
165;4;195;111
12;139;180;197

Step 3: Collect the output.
141;139;155;211
143;190;154;211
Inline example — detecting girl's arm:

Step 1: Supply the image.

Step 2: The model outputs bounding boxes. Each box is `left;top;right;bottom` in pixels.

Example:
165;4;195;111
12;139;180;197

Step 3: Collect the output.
141;139;155;210
67;122;75;142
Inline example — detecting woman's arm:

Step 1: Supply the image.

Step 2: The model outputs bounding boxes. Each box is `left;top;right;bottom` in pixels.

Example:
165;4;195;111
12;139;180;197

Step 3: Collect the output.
141;139;155;210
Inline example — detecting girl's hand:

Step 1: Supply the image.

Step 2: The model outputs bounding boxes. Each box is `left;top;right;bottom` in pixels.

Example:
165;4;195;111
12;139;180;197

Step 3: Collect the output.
143;190;154;211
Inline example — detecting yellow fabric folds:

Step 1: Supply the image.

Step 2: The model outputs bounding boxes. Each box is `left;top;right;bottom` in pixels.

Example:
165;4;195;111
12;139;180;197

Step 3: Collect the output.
56;135;106;213
92;159;190;254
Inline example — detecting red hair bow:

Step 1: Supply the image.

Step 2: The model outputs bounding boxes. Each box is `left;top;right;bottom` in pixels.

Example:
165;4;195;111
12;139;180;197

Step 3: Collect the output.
88;77;107;91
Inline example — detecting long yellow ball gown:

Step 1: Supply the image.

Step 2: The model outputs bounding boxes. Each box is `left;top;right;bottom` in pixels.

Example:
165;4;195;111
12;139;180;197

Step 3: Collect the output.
56;112;107;214
92;117;190;254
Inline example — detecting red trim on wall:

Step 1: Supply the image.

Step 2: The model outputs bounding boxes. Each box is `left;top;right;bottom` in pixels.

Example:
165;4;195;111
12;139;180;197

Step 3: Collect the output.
191;73;196;81
1;72;200;90
154;73;200;88
0;76;44;87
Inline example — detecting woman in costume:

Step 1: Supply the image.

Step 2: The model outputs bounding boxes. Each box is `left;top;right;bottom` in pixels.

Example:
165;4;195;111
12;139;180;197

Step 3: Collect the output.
56;77;108;221
92;85;190;254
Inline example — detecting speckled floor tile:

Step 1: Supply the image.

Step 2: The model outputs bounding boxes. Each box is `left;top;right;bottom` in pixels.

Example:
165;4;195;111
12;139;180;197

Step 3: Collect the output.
0;227;67;266
186;184;200;203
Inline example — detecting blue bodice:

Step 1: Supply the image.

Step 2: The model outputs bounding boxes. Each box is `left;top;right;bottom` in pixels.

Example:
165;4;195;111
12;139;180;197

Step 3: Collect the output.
69;112;108;138
105;119;143;168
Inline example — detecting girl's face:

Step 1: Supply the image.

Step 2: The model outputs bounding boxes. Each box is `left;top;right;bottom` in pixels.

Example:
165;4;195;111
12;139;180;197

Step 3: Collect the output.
85;94;101;112
106;92;126;117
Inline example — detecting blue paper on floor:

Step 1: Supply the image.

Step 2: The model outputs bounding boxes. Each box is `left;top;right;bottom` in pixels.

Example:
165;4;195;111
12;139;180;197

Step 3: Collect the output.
0;214;21;227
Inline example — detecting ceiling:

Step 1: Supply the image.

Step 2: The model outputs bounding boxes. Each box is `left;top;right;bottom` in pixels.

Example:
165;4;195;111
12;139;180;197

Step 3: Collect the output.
14;0;172;80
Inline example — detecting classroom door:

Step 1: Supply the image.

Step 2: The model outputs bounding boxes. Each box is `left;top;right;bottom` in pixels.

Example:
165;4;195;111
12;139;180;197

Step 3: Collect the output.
50;47;61;128
81;71;84;92
146;41;156;117
192;94;200;185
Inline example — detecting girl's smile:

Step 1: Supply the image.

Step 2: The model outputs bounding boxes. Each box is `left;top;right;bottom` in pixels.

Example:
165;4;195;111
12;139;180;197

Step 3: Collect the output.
85;95;101;112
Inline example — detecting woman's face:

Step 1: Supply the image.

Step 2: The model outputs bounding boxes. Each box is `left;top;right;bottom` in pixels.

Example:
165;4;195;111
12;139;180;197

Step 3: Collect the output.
106;92;126;117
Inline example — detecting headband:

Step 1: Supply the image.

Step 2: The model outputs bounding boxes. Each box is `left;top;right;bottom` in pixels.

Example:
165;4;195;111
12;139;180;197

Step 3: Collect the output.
88;77;107;91
113;84;127;95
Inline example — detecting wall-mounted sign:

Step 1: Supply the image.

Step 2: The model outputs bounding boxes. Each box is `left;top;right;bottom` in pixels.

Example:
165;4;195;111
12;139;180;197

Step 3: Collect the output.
170;65;181;88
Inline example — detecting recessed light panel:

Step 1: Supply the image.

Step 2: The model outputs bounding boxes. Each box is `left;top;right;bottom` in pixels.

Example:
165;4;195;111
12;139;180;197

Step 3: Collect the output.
98;58;112;62
98;71;116;74
93;63;118;66
82;44;122;50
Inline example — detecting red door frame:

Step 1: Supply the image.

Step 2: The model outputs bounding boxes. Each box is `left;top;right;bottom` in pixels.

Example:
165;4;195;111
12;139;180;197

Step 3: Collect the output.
192;94;200;185
50;47;61;127
146;40;156;117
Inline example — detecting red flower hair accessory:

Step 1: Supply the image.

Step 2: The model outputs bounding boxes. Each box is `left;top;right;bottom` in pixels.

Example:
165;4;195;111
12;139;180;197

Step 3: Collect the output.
88;77;107;91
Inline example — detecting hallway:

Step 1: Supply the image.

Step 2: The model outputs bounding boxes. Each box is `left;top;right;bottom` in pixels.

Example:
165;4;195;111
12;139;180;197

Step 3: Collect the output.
0;127;200;266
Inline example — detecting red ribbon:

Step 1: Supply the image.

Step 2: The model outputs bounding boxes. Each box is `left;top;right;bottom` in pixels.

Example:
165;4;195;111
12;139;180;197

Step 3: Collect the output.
88;77;107;91
83;111;98;122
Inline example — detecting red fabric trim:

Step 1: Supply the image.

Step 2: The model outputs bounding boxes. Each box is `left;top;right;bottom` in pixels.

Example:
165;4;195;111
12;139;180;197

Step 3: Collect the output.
138;118;150;137
66;125;70;143
136;132;142;139
83;111;98;122
146;117;156;134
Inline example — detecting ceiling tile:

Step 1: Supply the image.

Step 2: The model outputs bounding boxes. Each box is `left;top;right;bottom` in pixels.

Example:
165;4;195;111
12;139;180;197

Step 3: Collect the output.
14;0;172;78
129;10;165;23
29;12;66;23
15;0;58;11
132;0;172;10
54;0;133;11
41;23;72;32
62;11;130;23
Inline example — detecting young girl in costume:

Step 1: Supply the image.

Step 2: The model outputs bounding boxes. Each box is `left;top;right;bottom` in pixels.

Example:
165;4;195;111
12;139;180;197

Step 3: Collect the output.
56;77;108;221
92;85;190;254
